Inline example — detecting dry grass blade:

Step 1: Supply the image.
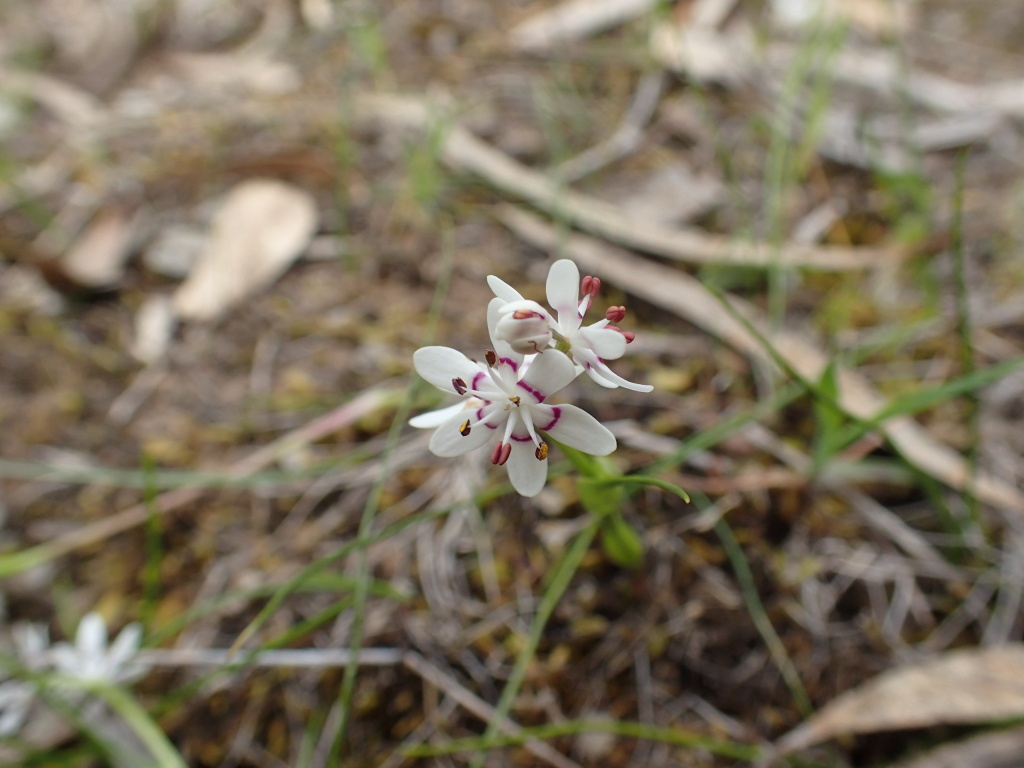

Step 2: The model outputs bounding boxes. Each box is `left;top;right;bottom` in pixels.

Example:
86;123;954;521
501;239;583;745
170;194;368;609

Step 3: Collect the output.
355;93;903;271
57;208;135;291
497;205;1024;514
775;645;1024;755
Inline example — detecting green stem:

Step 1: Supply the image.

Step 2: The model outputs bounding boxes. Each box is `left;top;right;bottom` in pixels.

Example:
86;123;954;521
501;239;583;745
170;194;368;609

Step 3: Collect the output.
91;683;188;768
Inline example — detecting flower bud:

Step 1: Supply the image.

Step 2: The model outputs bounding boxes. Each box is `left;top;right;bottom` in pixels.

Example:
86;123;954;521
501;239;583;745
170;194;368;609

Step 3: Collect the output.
494;301;553;355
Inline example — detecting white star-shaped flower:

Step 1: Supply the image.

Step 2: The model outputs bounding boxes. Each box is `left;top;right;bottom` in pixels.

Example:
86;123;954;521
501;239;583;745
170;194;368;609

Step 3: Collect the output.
50;613;148;687
411;300;616;496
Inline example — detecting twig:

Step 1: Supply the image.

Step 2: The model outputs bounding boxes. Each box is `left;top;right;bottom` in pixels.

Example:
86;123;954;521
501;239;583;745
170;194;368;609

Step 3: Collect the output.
354;93;904;271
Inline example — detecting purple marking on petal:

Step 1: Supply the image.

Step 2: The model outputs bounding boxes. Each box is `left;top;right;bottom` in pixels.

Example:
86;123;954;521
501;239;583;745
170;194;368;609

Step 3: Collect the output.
500;357;519;373
516;380;545;403
472;371;487;389
510;433;533;442
476;407;500;430
537;406;561;432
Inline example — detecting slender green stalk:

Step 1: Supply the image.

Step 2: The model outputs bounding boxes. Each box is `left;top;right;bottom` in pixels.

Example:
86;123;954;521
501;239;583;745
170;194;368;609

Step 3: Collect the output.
713;513;812;716
90;683;189;768
703;282;1024;476
949;149;982;534
764;18;847;329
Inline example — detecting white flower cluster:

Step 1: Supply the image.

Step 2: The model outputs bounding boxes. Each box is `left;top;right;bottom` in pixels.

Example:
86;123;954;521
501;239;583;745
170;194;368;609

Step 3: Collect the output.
0;612;148;736
411;259;652;497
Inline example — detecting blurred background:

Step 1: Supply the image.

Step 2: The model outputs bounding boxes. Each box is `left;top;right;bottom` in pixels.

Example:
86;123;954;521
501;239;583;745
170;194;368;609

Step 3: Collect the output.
2;0;1024;766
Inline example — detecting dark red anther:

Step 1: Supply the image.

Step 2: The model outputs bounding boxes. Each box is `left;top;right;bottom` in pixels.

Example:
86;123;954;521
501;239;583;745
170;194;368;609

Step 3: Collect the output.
485;349;498;367
491;441;512;465
535;442;549;461
452;377;468;395
605;305;626;323
459;420;472;436
581;275;601;298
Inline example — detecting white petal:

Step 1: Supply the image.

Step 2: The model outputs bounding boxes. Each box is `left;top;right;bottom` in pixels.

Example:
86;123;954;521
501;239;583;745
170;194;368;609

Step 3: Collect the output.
586;361;654;392
107;623;143;671
413;347;481;393
496;298;550;317
409;401;472;429
0;683;31;736
77;613;107;659
429;410;500;457
584;366;619;388
543;404;617;455
12;623;49;666
505;440;548;497
487;299;524;363
546;259;581;317
49;644;80;676
518;349;576;402
577;325;627;361
487;275;524;303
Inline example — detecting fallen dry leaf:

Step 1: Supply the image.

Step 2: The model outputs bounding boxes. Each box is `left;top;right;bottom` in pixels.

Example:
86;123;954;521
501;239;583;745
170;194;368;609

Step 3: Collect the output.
58;208;135;291
131;294;177;364
172;179;318;322
889;726;1024;768
775;645;1024;755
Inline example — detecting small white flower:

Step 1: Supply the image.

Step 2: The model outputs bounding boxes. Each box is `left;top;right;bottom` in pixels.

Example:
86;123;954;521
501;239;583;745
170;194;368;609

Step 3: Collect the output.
488;259;653;392
411;301;616;497
0;622;51;737
50;613;148;687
